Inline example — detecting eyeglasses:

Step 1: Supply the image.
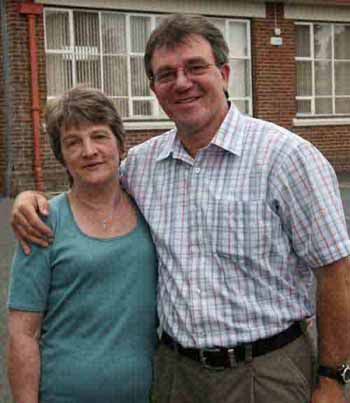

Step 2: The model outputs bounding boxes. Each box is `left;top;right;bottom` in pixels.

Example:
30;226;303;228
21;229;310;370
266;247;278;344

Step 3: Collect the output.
152;62;217;85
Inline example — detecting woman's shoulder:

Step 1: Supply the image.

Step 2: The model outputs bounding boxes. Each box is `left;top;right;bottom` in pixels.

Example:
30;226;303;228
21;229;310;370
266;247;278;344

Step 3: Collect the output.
46;192;70;230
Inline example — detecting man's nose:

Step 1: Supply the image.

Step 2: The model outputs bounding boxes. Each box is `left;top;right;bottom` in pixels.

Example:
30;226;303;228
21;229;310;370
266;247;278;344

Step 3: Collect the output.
174;68;193;89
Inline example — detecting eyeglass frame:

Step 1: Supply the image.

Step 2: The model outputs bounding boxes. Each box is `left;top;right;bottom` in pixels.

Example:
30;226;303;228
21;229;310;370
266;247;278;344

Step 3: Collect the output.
150;61;224;85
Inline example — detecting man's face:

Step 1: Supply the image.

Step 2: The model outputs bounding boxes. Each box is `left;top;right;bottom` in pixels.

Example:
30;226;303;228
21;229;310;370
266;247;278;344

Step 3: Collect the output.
150;34;230;138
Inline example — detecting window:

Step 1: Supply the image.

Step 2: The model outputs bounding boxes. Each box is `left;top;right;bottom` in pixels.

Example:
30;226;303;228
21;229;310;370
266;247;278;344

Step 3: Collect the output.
295;22;350;116
44;8;252;119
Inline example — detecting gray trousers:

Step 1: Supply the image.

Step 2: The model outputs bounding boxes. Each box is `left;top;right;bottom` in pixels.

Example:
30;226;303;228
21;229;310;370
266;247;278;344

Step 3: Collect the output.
153;334;315;403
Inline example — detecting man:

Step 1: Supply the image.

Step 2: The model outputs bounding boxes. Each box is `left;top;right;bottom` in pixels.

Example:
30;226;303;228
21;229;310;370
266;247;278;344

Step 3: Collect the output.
11;14;350;403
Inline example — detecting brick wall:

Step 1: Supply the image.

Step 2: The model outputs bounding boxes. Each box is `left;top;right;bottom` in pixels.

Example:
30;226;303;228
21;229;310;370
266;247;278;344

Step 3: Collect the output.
253;2;350;172
0;0;64;196
1;1;349;195
253;3;296;129
295;126;350;172
0;4;5;194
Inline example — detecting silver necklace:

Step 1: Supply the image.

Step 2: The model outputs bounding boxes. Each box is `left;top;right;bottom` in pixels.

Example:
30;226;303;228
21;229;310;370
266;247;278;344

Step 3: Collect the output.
101;210;114;230
100;192;123;230
72;190;123;230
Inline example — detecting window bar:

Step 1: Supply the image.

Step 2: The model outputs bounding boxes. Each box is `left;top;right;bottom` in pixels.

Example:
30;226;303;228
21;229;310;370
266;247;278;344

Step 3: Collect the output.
247;20;252;115
99;12;104;93
310;23;315;115
331;23;336;115
126;14;132;117
69;10;76;87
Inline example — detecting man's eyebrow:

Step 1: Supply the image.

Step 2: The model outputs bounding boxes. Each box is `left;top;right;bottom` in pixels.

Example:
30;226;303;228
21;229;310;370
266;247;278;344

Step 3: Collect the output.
185;57;209;64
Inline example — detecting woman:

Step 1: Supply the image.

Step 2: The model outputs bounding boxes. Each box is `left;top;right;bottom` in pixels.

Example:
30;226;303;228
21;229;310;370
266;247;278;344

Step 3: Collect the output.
7;87;157;403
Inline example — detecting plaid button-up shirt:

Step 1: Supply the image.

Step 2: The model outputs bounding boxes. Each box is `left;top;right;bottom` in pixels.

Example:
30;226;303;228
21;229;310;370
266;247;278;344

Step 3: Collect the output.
121;105;350;348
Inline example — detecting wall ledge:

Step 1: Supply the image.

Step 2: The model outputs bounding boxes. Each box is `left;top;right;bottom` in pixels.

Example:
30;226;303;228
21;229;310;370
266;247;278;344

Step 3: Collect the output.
293;117;350;127
124;120;175;131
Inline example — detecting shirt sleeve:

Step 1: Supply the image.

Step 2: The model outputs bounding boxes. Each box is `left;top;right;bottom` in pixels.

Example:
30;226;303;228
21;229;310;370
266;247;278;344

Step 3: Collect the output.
273;141;350;269
7;221;54;313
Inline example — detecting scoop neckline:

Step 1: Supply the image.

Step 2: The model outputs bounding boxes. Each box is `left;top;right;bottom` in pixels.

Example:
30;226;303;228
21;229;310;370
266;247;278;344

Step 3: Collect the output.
63;192;140;242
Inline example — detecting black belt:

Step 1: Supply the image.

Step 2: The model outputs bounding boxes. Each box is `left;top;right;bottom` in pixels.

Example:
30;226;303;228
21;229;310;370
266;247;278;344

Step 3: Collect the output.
161;322;302;370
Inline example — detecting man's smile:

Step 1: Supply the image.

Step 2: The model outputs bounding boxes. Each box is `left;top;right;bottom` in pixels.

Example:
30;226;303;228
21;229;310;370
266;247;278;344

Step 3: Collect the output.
175;96;201;104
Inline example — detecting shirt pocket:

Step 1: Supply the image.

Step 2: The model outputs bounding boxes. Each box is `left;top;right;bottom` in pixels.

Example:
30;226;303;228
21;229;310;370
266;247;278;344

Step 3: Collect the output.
209;199;276;260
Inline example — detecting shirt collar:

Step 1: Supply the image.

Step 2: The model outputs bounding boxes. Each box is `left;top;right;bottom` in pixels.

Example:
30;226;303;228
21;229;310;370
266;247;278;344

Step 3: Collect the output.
156;103;244;161
211;103;244;157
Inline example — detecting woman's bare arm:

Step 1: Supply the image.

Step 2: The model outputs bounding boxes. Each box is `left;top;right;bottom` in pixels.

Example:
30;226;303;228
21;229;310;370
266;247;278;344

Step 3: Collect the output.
7;310;43;403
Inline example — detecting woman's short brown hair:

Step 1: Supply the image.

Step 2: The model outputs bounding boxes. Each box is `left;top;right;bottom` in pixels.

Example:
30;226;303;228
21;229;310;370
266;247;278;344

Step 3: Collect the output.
45;86;125;166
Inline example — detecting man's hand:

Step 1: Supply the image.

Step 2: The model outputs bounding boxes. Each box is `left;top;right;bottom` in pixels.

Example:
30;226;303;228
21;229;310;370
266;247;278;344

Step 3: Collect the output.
11;191;52;255
311;376;348;403
313;257;350;403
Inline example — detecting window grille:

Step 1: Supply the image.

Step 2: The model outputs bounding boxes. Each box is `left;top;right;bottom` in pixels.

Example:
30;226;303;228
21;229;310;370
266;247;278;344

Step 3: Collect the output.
296;22;350;116
44;8;252;119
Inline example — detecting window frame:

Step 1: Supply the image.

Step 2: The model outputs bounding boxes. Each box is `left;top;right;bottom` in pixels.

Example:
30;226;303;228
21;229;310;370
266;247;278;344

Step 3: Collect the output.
295;21;350;118
44;7;253;124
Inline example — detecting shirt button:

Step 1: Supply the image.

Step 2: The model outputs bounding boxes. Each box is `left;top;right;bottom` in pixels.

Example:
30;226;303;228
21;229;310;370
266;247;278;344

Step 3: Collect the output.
196;288;201;294
194;167;201;174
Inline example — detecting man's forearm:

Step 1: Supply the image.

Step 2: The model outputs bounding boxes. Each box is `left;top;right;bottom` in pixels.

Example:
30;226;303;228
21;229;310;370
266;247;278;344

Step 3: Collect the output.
316;257;350;366
8;335;40;403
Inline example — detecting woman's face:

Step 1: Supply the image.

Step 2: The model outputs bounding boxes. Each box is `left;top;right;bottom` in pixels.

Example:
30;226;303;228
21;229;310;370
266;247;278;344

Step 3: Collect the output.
60;123;120;188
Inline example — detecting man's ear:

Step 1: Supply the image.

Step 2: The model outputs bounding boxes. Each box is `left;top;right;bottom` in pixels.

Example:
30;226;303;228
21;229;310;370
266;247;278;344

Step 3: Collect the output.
220;63;230;91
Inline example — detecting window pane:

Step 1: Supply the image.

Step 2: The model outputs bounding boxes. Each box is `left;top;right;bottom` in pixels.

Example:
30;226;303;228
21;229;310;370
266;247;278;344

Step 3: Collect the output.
334;25;350;60
297;99;311;114
74;11;99;49
76;59;101;88
296;61;312;96
112;98;129;118
102;13;126;54
335;62;350;95
229;60;250;97
45;11;70;50
314;24;331;59
233;100;249;114
133;100;152;116
130;56;150;96
228;22;247;57
315;61;332;95
103;56;128;96
131;16;151;53
296;25;310;57
315;98;332;114
335;98;350;114
46;55;73;96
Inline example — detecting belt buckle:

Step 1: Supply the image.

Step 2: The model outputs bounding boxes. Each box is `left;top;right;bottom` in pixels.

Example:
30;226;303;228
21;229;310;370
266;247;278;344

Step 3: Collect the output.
199;348;225;371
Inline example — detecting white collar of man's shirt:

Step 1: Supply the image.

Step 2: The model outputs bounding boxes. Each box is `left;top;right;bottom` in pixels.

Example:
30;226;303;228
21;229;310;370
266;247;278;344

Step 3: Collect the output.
155;103;245;162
